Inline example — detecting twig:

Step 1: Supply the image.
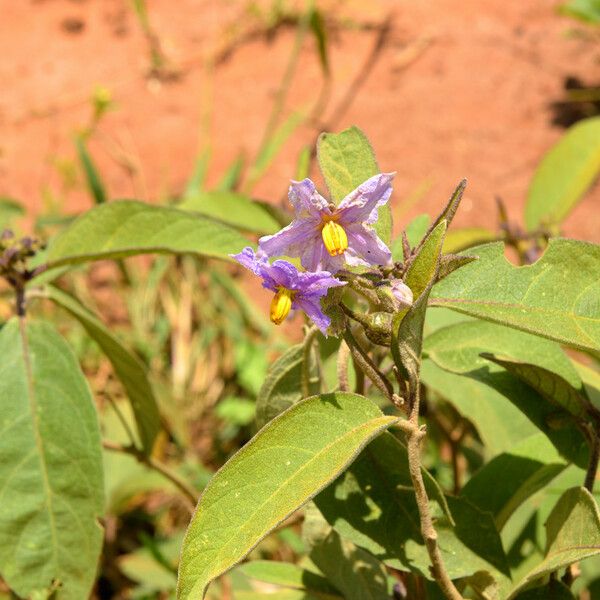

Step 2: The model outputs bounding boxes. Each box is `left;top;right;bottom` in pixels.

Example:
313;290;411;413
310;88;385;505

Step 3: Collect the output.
102;440;199;511
337;340;350;392
302;325;319;398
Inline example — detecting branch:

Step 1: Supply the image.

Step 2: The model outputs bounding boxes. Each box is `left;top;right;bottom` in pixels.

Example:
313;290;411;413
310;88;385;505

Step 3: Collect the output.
102;440;199;511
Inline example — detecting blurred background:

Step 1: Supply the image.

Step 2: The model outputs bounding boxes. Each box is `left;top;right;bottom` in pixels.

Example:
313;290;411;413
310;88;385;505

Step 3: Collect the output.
1;0;599;240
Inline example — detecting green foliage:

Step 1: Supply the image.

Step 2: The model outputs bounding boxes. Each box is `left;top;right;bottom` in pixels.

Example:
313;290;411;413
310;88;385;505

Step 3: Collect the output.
47;285;161;454
559;0;600;24
45;200;249;268
0;196;25;229
177;393;397;599
0;319;104;599
430;239;600;353
525;117;600;229
317;126;392;244
76;136;107;205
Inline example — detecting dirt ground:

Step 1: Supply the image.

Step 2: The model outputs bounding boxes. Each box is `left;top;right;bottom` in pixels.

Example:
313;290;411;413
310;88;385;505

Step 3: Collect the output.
1;0;599;241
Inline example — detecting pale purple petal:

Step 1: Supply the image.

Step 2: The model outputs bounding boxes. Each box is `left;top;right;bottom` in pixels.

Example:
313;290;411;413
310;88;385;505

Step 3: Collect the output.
344;223;392;267
295;271;346;297
267;259;302;290
294;296;331;334
230;247;279;290
337;172;395;225
391;279;413;307
289;179;332;219
259;217;320;259
300;240;346;273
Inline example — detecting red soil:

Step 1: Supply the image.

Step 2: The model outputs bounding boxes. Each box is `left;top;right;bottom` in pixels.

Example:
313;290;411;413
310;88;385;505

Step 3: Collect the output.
0;0;599;241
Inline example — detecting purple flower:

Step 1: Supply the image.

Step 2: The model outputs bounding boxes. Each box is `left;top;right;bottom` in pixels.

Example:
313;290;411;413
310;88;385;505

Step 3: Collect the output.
231;247;345;334
258;173;395;273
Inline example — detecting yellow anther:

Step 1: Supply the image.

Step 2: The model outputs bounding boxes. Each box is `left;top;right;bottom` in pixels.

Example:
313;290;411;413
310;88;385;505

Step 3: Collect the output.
321;221;348;257
270;288;294;325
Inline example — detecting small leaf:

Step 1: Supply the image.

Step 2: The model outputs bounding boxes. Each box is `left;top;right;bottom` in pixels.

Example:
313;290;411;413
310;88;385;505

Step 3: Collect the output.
437;252;478;281
45;200;249;268
513;579;575;599
76;136;107;204
525;116;600;229
255;344;319;428
317;127;392;244
508;487;600;598
0;318;104;599
176;393;398;599
443;227;496;253
481;353;593;420
179;191;281;235
430;239;600;354
47;285;161;454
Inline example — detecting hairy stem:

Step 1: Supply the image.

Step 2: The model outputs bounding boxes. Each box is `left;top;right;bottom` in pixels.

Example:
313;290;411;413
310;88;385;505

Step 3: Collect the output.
301;326;319;398
102;440;199;511
337;340;350;392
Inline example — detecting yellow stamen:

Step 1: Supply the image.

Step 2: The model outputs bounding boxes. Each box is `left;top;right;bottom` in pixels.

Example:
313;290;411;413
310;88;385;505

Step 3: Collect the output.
321;220;348;257
270;288;294;325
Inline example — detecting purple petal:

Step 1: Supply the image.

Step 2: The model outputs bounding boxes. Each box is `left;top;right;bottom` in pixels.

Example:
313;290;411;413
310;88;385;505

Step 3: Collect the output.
230;246;278;290
294;271;346;297
259;217;320;259
266;259;302;290
337;172;395;225
299;240;347;273
289;179;332;219
294;296;331;335
345;224;392;267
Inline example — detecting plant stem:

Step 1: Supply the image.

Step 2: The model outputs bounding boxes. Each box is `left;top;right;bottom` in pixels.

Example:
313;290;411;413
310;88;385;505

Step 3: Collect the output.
102;440;199;510
302;325;319;398
584;427;600;493
404;387;464;600
337;340;350;392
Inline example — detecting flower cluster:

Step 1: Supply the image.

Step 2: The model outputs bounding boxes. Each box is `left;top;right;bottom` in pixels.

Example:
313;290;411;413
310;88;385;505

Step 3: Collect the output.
232;173;396;334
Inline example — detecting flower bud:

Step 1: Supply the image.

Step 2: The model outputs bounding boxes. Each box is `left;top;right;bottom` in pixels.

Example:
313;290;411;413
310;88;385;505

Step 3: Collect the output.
363;311;392;346
391;279;413;309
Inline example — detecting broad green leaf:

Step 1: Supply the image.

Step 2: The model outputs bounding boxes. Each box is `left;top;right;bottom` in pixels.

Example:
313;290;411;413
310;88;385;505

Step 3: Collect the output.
46;285;161;454
237;561;341;597
559;0;600;23
317;127;392;244
430;239;600;353
45;200;249;268
461;433;567;529
423;322;588;463
482;353;592;420
235;591;326;600
508;487;600;598
405;220;447;300
443;227;496;253
255;344;319;428
0;196;25;229
76;136;107;204
574;360;600;411
118;548;177;595
179;191;281;235
314;433;510;584
176;393;398;599
0;318;104;599
525;117;600;229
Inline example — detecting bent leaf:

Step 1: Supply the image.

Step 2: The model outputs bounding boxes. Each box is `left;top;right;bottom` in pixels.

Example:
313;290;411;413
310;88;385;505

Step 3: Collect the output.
525;117;600;229
508;487;600;598
176;393;398;599
430;239;600;353
46;285;161;454
317;127;392;244
45;200;249;268
0;318;104;599
179;191;281;235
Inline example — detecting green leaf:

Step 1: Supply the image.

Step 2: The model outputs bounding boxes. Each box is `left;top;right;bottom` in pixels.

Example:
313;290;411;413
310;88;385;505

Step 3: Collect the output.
45;200;249;268
76;136;107;204
314;432;510;583
461;433;567;529
430;239;600;353
423;321;588;463
559;0;600;23
513;579;575;600
405;220;447;300
216;153;245;191
525;117;600;229
236;561;341;597
216;397;255;427
482;353;593;420
0;318;104;599
0;196;25;229
508;487;600;598
309;8;329;75
179;191;281;235
176;393;398;599
317;127;391;244
46;285;161;454
255;344;319;428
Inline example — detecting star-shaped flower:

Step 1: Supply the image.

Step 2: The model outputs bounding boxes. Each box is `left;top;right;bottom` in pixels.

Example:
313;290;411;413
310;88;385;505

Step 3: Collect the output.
231;247;345;334
258;173;394;273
